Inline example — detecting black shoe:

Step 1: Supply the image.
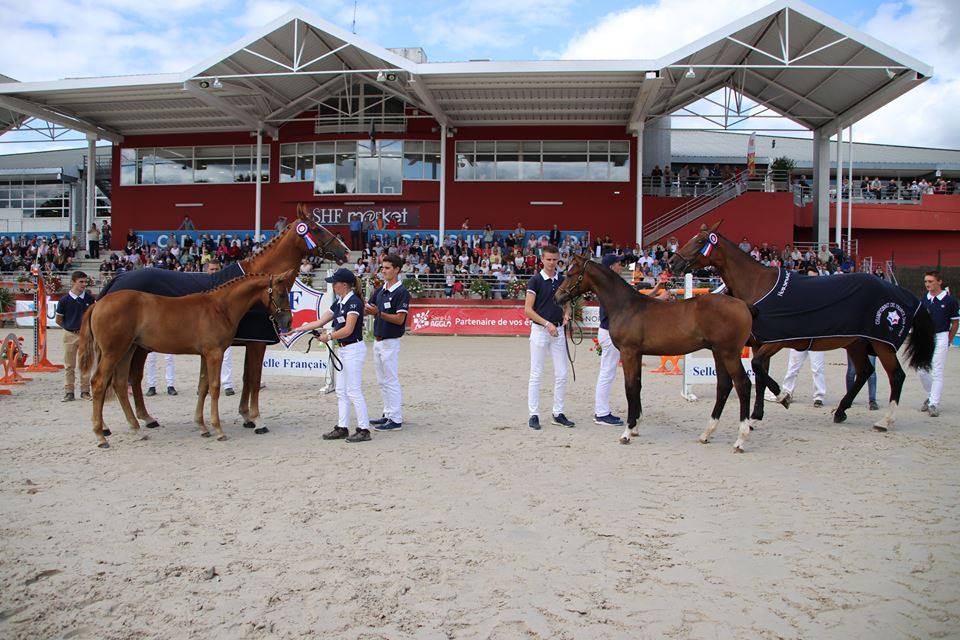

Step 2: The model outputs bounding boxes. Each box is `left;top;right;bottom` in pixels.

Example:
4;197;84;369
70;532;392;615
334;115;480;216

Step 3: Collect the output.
167;386;178;396
145;387;156;397
551;413;576;427
374;419;402;431
322;426;349;440
528;415;541;430
813;400;824;408
224;388;235;396
869;400;879;411
61;392;75;402
346;428;371;443
369;415;388;427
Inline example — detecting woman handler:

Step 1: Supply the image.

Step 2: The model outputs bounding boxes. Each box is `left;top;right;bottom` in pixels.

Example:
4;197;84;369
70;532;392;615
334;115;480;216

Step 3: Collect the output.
285;267;371;443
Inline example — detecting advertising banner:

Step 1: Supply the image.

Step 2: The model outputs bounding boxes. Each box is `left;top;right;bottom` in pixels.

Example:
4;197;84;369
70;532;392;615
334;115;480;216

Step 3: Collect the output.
261;351;330;377
15;297;57;328
408;306;532;335
367;229;589;247
304;204;420;227
136;229;277;249
683;357;755;384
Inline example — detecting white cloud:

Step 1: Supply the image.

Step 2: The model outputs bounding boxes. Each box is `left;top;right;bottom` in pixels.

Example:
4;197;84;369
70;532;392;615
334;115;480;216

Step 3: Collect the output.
558;0;960;149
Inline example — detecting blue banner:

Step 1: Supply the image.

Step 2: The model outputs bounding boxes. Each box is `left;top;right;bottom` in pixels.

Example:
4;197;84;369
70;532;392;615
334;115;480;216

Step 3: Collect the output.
365;229;589;246
135;229;278;249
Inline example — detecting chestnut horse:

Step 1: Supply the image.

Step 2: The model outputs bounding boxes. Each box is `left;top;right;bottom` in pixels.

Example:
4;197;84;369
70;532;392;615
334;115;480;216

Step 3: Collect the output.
92;204;348;434
669;222;935;431
79;271;295;448
555;254;756;452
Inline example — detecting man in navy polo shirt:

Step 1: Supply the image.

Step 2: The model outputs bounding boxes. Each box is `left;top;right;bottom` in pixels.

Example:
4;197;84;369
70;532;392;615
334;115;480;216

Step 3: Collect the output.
524;245;574;429
365;254;410;431
918;270;959;417
55;270;95;402
594;254;632;426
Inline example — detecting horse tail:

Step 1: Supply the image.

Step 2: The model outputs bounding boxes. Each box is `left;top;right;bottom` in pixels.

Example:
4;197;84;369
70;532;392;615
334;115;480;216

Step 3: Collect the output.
77;306;96;376
905;305;935;371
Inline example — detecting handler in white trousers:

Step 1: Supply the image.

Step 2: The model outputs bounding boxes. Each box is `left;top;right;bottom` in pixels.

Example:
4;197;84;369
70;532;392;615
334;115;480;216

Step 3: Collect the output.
286;267;371;442
780;349;826;406
918;271;959;417
593;253;630;425
145;352;177;396
524;244;575;430
365;255;410;431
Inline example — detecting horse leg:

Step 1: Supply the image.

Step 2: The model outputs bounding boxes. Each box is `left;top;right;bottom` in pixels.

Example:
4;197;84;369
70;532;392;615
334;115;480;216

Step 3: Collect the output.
91;350;123;448
726;351;753;453
750;344;785;422
112;349;143;435
245;343;268;434
619;353;641;444
129;347;159;428
195;355;211;438
238;345;253;428
872;343;906;432
700;351;732;444
833;342;872;424
204;350;227;441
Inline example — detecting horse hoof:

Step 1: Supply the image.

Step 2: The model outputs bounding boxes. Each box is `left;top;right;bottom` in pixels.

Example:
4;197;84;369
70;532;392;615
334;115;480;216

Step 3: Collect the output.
698;437;709;444
749;425;755;431
733;446;744;454
781;395;792;409
834;413;847;424
102;429;112;437
254;427;269;435
139;434;150;441
98;442;110;449
200;432;211;438
216;435;228;441
873;425;888;432
243;421;256;429
145;421;160;429
619;437;630;445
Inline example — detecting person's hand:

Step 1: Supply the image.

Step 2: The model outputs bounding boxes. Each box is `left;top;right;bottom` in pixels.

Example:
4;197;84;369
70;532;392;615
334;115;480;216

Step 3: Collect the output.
318;332;330;343
562;313;571;327
546;322;559;338
364;303;379;316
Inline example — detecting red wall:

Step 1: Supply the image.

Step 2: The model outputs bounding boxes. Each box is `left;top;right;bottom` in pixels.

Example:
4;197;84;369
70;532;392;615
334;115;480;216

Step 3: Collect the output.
644;192;795;248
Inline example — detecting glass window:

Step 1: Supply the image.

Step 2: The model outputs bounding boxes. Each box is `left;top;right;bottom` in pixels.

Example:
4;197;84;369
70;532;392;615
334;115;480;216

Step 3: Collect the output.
379;140;402;194
495;141;520;180
542;141;588;180
137;148;157;184
610;152;630;181
154;147;194;184
357;140;380;194
335;141;357;194
424;141;441;180
194;146;233;184
120;149;137;185
404;140;424;180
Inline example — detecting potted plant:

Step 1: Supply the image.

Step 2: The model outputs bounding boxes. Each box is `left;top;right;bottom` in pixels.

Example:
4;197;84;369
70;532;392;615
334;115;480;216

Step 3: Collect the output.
402;276;424;299
468;277;491;299
0;288;12;326
769;156;796;186
507;279;527;299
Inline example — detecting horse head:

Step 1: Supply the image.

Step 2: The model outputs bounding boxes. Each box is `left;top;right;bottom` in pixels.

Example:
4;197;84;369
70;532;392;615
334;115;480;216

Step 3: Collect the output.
555;253;592;305
295;204;350;264
669;219;723;274
264;269;297;334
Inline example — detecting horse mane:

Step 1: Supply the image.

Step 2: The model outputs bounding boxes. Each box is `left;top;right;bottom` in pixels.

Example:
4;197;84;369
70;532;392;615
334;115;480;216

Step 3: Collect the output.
256;220;297;253
206;271;274;294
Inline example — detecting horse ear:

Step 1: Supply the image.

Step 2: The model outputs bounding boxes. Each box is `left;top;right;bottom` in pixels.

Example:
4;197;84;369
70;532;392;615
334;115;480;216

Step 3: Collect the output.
699;223;708;232
709;219;723;232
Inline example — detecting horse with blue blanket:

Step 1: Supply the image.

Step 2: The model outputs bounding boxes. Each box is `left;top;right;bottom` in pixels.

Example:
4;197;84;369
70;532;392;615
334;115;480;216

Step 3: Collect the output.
670;223;934;432
86;204;347;434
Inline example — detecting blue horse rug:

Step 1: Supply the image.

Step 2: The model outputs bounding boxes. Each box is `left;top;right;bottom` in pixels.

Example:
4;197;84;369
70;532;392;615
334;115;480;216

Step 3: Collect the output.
751;269;921;350
99;264;279;344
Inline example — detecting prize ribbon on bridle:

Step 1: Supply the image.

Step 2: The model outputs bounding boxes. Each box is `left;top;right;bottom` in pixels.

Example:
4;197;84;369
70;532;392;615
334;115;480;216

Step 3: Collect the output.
296;221;318;250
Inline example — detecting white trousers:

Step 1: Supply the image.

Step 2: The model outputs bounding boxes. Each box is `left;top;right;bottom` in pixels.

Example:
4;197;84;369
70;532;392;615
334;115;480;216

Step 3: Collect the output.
528;324;568;416
373;338;403;423
781;349;826;401
594;328;621;417
335;341;369;430
221;346;235;389
918;332;950;406
145;352;175;387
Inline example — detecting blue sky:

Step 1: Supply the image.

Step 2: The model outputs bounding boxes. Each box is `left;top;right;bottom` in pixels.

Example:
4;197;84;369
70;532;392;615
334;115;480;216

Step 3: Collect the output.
1;0;957;152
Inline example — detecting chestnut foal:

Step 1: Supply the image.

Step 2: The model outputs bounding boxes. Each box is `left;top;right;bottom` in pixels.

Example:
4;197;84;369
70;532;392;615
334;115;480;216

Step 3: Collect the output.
79;271;294;448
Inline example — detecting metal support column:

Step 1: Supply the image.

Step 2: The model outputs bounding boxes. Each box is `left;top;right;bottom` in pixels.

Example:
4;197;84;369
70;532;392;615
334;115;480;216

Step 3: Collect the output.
835;126;843;247
635;124;644;247
847;125;854;251
85;134;97;244
811;129;831;246
439;124;447;247
255;127;263;241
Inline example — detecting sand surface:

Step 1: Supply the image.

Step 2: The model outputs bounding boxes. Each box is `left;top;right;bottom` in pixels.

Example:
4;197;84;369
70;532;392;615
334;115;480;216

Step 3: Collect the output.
1;329;958;639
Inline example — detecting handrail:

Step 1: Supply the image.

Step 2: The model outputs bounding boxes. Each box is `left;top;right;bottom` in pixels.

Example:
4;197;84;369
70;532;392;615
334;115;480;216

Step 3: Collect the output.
644;176;745;244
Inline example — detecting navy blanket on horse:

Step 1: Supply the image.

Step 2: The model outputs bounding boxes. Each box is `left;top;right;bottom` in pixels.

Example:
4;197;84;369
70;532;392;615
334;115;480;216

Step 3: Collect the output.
99;264;279;344
752;269;921;350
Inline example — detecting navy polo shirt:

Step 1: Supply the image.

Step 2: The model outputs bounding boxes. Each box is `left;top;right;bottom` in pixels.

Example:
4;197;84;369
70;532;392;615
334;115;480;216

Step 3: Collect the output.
924;291;960;333
599;305;610;330
368;281;410;339
526;270;565;326
55;290;96;332
331;291;364;345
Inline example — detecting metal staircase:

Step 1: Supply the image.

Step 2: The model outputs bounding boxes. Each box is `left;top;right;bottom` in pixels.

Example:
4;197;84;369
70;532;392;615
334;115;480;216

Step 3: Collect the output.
644;176;745;245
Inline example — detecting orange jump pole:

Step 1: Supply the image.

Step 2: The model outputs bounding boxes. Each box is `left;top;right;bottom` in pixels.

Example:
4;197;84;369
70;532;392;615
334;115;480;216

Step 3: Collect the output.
22;271;63;373
0;335;31;386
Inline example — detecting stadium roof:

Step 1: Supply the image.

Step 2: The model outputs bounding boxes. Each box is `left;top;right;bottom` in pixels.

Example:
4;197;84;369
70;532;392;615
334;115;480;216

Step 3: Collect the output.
0;0;933;141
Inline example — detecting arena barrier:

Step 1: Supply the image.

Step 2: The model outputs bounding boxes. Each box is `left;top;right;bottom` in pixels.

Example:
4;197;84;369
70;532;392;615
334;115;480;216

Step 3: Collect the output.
0;271;63;396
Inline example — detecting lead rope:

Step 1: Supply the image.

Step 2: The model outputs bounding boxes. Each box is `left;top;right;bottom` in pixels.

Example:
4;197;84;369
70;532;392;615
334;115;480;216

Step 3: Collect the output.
305;330;344;372
563;295;585;382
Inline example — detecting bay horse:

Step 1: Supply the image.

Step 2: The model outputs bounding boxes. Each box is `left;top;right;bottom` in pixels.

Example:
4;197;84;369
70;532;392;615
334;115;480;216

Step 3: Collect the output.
79;271;295;448
669;222;935;431
555;253;756;452
92;204;348;434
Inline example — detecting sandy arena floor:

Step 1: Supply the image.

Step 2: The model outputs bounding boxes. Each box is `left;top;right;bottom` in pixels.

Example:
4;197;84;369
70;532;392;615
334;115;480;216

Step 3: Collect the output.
0;329;958;639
